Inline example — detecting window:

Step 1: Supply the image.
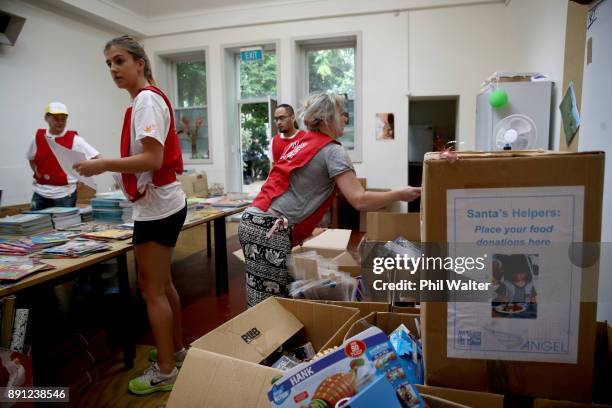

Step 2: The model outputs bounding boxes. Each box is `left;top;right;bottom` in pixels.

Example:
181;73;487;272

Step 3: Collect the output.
307;47;356;149
174;59;209;161
297;35;361;161
239;51;277;100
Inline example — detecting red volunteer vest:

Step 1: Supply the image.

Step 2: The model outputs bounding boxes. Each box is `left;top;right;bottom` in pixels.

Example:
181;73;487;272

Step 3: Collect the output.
253;131;339;246
271;130;305;163
33;129;77;186
120;86;183;202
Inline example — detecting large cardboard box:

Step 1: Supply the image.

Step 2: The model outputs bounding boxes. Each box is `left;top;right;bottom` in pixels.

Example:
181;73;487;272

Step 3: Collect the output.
168;298;361;408
420;151;605;402
366;211;421;242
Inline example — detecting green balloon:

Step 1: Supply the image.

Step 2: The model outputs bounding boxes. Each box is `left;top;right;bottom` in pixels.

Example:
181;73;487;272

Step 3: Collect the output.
489;89;508;108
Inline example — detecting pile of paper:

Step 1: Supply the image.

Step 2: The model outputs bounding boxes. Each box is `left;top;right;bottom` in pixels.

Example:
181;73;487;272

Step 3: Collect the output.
25;207;81;229
0;214;53;236
0;256;55;281
34;239;111;258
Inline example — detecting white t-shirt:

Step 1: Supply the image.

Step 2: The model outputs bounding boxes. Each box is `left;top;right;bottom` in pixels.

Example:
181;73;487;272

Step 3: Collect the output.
26;130;99;199
125;90;186;221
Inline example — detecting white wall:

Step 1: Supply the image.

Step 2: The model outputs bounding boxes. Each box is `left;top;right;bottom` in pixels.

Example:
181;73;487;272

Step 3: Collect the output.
144;12;410;191
409;0;568;150
143;0;568;195
0;0;126;206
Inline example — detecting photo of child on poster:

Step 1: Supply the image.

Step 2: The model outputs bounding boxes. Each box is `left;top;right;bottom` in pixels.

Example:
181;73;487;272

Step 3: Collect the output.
491;254;538;319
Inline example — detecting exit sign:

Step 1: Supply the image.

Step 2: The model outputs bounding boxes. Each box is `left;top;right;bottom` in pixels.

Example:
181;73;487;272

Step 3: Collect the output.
240;47;263;62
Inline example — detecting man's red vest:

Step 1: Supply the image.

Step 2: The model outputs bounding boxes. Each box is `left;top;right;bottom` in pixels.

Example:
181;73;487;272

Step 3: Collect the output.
33;129;76;186
120;86;183;202
253;131;339;246
271;130;305;163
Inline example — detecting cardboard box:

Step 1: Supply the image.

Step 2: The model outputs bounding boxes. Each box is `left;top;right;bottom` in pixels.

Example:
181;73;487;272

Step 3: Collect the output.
344;311;420;341
415;385;504;408
168;298;361;408
177;171;208;197
420;151;605;402
366;212;421;242
293;228;352;258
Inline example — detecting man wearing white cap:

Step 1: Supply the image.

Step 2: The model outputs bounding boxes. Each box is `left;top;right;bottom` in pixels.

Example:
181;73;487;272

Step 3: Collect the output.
26;102;100;210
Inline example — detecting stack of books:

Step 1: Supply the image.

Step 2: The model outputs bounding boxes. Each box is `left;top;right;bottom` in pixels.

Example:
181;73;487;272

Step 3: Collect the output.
79;205;94;223
0;256;55;281
81;229;133;241
91;191;133;224
0;214;53;236
34;239;111;258
25;207;82;229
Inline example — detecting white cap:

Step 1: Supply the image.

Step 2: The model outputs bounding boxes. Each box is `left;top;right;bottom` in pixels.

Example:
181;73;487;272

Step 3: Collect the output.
44;102;68;115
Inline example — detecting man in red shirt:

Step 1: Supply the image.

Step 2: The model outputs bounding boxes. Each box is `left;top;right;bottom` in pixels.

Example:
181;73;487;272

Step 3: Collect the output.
271;104;304;165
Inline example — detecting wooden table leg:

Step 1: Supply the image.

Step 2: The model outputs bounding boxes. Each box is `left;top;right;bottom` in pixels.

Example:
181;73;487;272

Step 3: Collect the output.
117;253;135;369
213;217;229;295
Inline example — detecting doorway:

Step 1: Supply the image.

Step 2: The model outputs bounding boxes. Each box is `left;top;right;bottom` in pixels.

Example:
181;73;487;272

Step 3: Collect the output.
408;96;459;211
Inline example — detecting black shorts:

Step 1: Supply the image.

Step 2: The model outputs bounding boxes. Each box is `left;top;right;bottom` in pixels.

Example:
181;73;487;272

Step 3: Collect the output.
132;204;187;247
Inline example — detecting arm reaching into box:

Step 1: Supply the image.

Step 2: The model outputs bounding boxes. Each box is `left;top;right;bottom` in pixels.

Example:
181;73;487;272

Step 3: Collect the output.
335;171;420;212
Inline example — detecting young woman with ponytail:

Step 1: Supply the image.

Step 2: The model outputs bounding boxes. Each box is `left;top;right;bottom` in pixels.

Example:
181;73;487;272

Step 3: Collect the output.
73;35;186;394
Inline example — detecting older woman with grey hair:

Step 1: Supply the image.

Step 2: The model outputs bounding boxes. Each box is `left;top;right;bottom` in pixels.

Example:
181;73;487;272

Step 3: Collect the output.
239;93;420;307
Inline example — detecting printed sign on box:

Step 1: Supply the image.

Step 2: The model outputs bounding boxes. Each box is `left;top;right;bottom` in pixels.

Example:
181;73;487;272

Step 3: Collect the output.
446;186;584;363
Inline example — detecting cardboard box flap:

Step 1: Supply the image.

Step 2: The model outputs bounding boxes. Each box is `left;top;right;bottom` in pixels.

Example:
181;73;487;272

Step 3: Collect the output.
167;348;281;408
275;298;360;352
424;150;605;161
366;212;420;242
298;228;352;258
533;400;612;408
191;297;304;363
345;312;420;340
416;385;504;408
421;394;471;408
307;300;391;318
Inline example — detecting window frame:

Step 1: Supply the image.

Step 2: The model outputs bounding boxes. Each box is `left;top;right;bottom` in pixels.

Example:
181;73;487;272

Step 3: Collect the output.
168;51;213;164
295;34;362;162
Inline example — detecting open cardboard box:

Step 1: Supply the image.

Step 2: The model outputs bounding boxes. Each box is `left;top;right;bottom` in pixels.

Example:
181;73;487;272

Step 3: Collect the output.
420;150;605;402
168;297;361;408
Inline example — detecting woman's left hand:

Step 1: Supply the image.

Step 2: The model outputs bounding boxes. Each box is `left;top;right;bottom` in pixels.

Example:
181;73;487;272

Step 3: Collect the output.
73;159;107;177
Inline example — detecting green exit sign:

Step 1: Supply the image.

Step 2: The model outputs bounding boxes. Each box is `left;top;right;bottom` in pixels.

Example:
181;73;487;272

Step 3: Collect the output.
240;47;263;62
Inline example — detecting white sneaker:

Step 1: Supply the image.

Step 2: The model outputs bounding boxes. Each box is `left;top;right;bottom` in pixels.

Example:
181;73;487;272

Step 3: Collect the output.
128;362;179;395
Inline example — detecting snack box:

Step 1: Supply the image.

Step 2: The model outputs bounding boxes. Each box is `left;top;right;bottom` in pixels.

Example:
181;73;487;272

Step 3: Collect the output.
268;326;425;408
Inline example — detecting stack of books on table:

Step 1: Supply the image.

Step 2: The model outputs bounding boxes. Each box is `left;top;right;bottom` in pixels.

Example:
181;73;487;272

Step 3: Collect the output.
0;214;53;236
79;205;94;223
81;229;133;241
24;207;82;229
91;191;133;224
0;256;55;281
34;239;111;259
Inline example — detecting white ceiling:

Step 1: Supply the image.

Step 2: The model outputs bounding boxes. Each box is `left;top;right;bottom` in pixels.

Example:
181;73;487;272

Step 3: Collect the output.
105;0;315;18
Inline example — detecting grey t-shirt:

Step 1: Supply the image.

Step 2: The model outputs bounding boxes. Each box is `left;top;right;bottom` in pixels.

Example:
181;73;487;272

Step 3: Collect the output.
248;143;354;224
